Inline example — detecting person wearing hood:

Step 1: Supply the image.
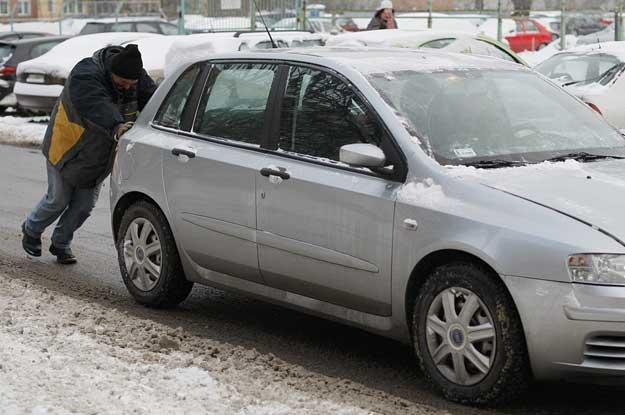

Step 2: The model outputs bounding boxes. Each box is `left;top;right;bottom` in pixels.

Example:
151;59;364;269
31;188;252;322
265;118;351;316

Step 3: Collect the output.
21;44;157;264
367;0;397;30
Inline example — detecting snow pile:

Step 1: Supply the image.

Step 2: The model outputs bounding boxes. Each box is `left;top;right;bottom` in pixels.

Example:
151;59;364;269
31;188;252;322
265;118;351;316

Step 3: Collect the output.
445;159;584;180
17;32;161;79
0;116;48;146
0;274;376;414
398;177;447;208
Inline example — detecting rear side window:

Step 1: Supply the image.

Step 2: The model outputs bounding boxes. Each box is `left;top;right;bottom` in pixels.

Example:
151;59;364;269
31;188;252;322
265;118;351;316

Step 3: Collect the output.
81;23;106;34
421;38;456;49
194;63;278;146
153;64;201;130
278;66;383;162
30;40;61;59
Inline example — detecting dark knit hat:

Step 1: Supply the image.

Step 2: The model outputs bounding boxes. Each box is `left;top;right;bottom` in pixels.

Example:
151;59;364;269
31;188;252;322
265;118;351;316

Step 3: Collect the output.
111;44;143;80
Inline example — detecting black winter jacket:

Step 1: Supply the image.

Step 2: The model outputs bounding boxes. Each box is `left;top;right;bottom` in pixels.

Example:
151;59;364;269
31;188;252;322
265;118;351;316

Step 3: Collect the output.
41;46;156;188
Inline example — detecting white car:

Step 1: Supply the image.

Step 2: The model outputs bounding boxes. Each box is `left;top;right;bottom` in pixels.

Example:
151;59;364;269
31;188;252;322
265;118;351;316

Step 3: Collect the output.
535;41;625;129
164;32;326;79
325;29;525;65
14;32;160;113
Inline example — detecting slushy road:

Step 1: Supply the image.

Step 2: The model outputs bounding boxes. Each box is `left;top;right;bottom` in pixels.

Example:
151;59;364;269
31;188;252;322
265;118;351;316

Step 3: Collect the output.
0;144;622;414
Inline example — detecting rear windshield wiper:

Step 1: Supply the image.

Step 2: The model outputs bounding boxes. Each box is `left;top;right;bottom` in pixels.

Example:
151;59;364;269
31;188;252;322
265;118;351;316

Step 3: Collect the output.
545;152;625;163
461;159;528;169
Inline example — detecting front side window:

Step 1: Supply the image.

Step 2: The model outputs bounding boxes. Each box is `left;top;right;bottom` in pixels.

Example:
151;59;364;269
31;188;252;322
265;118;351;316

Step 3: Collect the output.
153;64;201;130
195;63;278;146
112;22;134;32
160;23;179;35
536;53;623;86
279;66;383;162
368;69;625;165
420;38;456;49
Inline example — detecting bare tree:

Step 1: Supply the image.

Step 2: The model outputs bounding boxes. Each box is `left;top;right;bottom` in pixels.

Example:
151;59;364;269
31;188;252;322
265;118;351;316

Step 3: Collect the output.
511;0;532;15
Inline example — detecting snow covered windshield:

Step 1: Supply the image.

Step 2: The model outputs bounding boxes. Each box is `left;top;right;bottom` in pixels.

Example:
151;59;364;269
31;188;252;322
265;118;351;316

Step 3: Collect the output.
368;69;625;165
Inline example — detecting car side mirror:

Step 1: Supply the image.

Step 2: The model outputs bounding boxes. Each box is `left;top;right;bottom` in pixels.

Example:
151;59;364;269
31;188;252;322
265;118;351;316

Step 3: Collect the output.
339;143;386;168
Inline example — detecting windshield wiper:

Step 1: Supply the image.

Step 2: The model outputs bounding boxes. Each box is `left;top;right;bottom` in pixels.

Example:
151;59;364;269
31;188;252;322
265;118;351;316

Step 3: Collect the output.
545;152;625;163
461;159;528;169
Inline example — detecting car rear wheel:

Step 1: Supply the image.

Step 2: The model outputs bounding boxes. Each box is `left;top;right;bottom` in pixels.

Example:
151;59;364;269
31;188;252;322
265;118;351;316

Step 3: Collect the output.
412;262;530;405
117;201;193;308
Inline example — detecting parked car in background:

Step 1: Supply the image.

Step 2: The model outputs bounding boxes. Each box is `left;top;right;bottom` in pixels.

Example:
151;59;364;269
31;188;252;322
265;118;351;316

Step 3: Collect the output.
271;17;340;34
536;42;625;129
0;32;53;41
577;24;616;45
79;19;179;35
163;31;326;78
14;32;159;113
334;17;359;32
0;35;69;114
518;34;578;67
479;18;552;52
112;47;625;406
326;29;526;66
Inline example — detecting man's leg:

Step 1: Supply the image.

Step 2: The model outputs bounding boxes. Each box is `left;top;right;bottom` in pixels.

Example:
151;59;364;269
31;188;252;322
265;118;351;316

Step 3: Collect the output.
49;183;102;263
23;162;72;256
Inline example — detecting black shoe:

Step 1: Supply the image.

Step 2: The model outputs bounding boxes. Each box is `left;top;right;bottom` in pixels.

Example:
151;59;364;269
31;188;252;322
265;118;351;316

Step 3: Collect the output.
49;245;77;265
21;222;41;257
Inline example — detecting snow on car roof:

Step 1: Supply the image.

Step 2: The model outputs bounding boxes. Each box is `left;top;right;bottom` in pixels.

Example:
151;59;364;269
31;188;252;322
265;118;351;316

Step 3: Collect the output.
199;47;523;76
17;32;161;77
327;29;475;46
555;41;625;62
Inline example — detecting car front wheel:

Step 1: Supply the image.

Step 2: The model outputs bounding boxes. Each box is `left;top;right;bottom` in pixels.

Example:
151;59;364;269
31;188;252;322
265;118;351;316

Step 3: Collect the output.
413;262;530;405
117;200;193;308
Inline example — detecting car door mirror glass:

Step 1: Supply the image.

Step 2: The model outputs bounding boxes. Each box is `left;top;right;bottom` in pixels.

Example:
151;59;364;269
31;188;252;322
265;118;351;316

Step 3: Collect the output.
339;143;386;167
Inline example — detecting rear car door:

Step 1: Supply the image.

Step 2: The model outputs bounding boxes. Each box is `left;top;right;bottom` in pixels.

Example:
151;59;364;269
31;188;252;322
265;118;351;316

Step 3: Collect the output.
255;64;406;316
160;61;280;284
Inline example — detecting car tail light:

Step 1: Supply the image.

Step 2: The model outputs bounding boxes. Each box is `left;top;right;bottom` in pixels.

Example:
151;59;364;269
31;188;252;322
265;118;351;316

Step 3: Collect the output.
0;65;16;76
586;102;602;115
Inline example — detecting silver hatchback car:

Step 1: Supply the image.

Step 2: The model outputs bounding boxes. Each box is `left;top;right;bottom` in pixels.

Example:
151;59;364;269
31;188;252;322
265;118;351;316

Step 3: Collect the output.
110;48;625;405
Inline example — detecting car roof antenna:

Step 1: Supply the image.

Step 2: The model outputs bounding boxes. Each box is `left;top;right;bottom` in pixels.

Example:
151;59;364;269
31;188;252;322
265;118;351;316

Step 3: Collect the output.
252;0;278;48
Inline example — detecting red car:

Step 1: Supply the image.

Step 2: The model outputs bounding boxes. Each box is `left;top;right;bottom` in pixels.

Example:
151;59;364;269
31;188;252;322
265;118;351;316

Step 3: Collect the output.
505;18;552;52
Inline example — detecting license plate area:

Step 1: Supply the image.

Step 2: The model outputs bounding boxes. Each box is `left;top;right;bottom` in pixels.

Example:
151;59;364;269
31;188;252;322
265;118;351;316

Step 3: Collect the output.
26;74;45;84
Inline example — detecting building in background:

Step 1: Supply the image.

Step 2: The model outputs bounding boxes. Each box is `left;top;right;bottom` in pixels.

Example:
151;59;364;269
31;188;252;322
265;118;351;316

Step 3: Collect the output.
0;0;39;19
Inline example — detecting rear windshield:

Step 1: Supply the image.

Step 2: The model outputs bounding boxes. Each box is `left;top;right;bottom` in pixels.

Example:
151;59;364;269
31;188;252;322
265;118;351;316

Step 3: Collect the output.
0;44;14;65
536;53;624;86
80;23;107;35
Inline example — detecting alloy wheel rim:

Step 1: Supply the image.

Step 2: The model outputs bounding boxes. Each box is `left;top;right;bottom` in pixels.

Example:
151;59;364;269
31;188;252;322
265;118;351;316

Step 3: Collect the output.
425;287;496;386
123;218;162;292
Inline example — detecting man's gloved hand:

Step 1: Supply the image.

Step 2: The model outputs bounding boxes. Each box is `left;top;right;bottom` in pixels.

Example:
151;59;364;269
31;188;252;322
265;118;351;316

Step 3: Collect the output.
114;121;134;142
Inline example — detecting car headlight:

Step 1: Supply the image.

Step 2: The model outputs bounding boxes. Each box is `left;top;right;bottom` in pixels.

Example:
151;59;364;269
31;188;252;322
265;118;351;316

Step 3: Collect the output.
568;254;625;285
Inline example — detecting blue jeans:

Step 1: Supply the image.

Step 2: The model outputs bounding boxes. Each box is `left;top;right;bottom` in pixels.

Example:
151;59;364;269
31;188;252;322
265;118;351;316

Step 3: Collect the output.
24;161;101;250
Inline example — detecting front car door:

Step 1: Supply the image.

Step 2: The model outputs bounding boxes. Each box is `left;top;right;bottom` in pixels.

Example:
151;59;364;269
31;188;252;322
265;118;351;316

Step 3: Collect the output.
160;61;280;283
255;64;406;316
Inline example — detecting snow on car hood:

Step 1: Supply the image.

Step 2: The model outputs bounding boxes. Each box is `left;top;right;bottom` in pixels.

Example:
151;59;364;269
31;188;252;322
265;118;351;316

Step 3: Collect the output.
447;159;625;244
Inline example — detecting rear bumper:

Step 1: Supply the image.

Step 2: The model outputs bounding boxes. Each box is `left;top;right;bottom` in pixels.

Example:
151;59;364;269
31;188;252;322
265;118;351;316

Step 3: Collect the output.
503;275;625;381
14;81;62;113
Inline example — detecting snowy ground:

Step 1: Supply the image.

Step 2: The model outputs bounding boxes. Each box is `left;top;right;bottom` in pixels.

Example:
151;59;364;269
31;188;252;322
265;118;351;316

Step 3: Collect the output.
0;272;411;415
0;116;48;147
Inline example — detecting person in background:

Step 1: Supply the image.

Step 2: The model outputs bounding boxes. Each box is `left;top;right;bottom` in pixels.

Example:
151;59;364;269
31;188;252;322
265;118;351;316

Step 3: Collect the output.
21;44;156;264
367;0;397;30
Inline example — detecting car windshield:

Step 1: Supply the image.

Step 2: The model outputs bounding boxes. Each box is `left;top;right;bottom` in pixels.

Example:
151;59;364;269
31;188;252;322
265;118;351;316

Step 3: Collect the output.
536;53;623;86
368;69;625;165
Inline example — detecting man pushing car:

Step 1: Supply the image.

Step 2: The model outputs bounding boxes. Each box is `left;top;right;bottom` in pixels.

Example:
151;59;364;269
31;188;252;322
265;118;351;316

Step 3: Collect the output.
21;44;156;264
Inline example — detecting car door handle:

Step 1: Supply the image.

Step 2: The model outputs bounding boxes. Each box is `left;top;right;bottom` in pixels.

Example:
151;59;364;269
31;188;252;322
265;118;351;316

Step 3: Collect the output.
260;167;290;180
171;147;196;159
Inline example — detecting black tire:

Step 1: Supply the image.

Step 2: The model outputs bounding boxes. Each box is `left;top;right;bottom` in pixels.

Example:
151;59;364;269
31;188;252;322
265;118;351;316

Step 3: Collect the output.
412;262;531;406
117;200;193;308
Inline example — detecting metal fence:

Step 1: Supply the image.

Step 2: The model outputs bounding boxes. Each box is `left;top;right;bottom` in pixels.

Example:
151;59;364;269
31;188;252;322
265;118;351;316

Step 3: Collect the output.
1;0;624;47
